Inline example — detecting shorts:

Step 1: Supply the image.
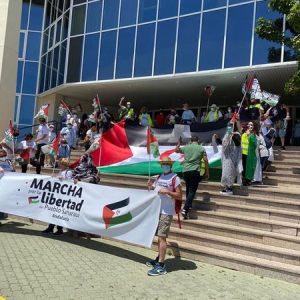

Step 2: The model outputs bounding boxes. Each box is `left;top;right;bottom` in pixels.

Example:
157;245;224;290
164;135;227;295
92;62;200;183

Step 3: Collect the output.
156;214;173;238
277;128;286;138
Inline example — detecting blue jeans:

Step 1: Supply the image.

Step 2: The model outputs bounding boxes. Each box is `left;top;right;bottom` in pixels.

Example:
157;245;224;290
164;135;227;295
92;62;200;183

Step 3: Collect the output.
183;170;201;211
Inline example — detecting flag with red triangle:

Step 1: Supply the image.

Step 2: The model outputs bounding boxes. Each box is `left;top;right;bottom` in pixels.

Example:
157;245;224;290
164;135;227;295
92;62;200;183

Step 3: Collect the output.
34;104;49;119
147;127;160;158
49;133;61;156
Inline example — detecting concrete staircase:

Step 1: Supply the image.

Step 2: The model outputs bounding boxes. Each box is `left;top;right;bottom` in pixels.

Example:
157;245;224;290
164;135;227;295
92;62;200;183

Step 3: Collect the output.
15;146;300;284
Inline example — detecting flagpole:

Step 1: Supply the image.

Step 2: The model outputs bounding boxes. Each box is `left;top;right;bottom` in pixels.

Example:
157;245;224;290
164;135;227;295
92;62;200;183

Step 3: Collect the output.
206;97;210;115
97;129;103;174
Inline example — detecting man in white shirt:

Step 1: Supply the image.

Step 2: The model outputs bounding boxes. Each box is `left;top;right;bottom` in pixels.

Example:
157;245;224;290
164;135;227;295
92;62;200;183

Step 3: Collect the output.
35;117;49;170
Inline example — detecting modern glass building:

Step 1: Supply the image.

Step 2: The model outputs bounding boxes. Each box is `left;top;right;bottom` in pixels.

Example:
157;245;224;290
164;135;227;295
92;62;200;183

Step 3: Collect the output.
14;0;299;125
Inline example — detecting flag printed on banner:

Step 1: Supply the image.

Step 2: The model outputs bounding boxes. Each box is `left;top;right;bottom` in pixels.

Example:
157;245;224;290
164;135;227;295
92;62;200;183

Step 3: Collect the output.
261;91;280;107
147;127;160;158
204;86;216;98
34;104;49;119
103;197;133;229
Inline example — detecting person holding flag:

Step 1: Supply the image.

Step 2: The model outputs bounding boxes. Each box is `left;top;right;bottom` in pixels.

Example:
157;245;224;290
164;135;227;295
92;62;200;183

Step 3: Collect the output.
146;156;182;276
34;117;49;172
18;133;41;174
0;121;19;161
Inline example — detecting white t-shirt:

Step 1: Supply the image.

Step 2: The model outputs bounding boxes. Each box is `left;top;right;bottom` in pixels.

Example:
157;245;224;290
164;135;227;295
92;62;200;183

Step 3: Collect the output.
36;124;49;144
58;169;73;180
19;140;37;158
154;173;181;216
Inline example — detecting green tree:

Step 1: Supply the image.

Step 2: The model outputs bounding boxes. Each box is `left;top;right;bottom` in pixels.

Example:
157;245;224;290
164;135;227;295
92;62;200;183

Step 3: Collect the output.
256;0;300;95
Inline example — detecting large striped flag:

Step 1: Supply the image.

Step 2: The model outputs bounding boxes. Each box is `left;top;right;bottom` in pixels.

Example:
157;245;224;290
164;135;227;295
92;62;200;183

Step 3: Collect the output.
147;127;160;158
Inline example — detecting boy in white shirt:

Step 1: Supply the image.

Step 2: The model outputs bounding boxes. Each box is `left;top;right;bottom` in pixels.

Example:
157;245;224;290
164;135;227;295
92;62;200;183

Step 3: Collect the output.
147;156;182;276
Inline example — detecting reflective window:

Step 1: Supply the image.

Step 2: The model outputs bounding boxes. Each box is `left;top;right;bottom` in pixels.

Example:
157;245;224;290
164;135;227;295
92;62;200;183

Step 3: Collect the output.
225;4;253;67
56;19;62;44
200;9;226;70
19;95;35;125
16;61;24;94
51;46;60;88
45;1;51;28
58;41;67;85
21;1;30;30
74;0;86;5
19;32;25;58
120;0;138;26
154;19;177;75
86;1;102;33
44;52;53;91
65;0;70;11
139;0;158;23
203;0;227;10
159;0;178;19
284;29;298;62
29;1;44;31
39;56;46;92
98;30;117;80
229;0;251;4
58;0;64;15
67;36;83;82
180;0;202;15
103;0;120;30
116;27;135;78
176;15;200;73
253;1;281;65
62;11;69;40
71;4;86;36
134;23;155;77
82;33;100;81
26;32;41;61
14;96;19;123
49;25;55;49
22;62;39;94
42;29;49;54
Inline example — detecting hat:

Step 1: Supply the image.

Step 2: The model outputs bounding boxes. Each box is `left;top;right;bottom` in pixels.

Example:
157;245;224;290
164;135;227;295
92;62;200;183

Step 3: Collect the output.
159;156;174;165
49;124;54;128
60;158;70;167
210;104;217;109
126;102;131;105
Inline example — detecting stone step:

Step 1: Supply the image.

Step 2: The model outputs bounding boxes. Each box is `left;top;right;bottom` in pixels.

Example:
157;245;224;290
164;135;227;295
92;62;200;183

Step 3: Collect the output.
195;191;300;212
186;212;300;236
272;159;300;166
153;238;300;284
170;219;300;251
168;228;300;266
192;201;300;224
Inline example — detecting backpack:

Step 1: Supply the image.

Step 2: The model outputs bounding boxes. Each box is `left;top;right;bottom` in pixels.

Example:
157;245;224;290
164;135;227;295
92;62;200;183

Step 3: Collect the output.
157;174;182;229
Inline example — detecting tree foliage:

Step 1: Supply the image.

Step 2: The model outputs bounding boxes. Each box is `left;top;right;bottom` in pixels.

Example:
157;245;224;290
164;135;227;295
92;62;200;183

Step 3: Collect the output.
255;0;300;95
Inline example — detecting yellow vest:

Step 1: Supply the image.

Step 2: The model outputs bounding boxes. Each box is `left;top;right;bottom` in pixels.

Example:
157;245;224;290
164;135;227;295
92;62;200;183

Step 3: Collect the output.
241;133;249;155
204;110;218;123
200;159;206;176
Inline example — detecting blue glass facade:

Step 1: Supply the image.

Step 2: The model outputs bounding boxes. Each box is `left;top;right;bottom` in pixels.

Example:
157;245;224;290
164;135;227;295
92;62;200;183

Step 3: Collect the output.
37;0;292;95
15;0;44;129
15;0;297;125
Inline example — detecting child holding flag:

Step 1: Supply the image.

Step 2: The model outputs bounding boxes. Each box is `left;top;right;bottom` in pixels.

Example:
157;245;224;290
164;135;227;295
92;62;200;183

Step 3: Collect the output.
147;156;182;276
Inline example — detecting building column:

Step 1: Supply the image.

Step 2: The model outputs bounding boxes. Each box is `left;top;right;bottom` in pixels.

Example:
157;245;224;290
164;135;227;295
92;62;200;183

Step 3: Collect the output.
0;0;21;135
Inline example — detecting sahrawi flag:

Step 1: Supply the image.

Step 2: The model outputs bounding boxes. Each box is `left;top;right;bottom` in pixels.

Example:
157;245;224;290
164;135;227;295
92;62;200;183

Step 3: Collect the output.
92;94;101;111
49;133;61;156
242;73;255;95
147;127;160;158
4;120;14;144
58;100;69;116
34;104;49;119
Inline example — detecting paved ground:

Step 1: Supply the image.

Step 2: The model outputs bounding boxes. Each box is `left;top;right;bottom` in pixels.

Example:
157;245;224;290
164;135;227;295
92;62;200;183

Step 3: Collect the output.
1;219;300;300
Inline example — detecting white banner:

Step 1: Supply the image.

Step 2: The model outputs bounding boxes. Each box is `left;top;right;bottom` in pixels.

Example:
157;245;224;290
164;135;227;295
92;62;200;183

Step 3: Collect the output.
0;173;161;248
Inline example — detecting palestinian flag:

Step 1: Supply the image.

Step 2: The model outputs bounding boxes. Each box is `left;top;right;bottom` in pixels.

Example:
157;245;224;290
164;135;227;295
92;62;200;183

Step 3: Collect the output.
4;120;14;144
204;86;216;97
92;94;101;111
49;133;60;156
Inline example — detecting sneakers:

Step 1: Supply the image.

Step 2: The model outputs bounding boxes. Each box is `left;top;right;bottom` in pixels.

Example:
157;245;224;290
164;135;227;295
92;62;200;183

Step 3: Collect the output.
181;208;189;220
146;259;158;267
53;230;63;236
41;228;53;234
147;264;167;276
220;188;233;195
